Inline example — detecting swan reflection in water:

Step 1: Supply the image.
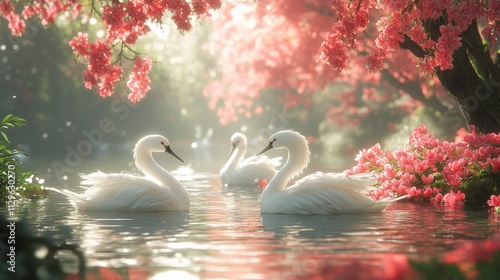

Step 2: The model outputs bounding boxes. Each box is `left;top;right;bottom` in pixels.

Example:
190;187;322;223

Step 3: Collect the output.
63;210;190;267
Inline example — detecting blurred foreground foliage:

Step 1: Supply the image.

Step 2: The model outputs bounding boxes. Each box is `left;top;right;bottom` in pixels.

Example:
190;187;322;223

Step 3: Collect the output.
0;215;85;280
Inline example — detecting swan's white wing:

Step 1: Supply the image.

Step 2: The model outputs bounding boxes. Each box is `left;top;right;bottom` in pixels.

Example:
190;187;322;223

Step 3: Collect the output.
52;171;182;211
268;172;400;214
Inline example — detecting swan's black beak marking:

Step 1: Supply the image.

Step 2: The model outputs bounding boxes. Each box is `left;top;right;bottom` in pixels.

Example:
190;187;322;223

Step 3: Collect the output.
257;141;274;156
165;145;184;163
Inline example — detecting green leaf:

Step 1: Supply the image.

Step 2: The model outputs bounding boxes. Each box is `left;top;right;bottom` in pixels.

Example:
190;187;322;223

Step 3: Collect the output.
1;114;26;128
10;115;26;127
0;140;7;150
0;131;9;143
1;114;13;125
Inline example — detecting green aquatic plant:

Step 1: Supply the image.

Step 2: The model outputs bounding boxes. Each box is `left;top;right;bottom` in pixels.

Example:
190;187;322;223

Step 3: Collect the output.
0;114;48;204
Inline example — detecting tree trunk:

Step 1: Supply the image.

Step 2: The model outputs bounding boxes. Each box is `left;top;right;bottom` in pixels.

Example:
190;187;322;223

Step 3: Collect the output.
403;20;500;133
436;21;500;133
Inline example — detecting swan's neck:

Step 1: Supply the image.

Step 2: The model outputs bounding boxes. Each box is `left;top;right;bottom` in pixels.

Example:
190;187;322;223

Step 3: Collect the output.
263;146;310;194
220;146;245;173
135;151;189;207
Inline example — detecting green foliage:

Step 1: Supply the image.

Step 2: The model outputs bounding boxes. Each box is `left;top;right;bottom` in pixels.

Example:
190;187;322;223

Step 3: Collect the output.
411;257;465;280
410;251;500;280
0;114;48;204
460;172;500;208
476;251;500;280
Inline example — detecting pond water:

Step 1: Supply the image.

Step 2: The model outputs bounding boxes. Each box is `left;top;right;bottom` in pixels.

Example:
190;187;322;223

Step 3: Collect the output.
2;159;500;279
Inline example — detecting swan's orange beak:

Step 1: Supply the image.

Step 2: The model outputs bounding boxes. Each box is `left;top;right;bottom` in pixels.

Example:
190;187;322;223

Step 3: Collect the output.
165;145;184;163
257;141;273;156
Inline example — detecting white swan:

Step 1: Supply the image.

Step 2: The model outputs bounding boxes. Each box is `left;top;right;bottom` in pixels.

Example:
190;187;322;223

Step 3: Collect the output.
219;132;281;185
257;130;407;214
51;135;189;211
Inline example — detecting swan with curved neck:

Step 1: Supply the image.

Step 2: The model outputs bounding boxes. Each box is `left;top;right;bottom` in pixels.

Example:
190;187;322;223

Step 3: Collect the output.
257;130;407;214
219;132;281;186
52;135;189;211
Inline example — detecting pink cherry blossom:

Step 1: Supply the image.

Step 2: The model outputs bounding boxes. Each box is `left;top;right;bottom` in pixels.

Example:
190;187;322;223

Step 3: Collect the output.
127;57;152;103
2;0;220;100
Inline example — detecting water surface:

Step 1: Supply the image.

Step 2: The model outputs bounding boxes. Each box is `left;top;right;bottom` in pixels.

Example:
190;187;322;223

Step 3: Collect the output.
2;166;499;279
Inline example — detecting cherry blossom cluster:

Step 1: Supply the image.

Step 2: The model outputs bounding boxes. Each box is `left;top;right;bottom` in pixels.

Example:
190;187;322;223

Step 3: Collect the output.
321;0;500;72
346;124;500;212
1;0;221;102
0;0;80;36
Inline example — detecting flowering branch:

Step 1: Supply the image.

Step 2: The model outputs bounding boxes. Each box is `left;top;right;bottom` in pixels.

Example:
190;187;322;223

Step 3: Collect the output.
0;0;221;102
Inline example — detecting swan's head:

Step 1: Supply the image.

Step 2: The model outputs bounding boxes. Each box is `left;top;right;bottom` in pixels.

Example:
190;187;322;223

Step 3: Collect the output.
257;130;309;155
134;134;184;162
257;130;310;177
230;132;248;150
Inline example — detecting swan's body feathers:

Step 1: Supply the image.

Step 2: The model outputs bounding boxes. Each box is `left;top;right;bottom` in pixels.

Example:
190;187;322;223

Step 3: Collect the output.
51;135;188;212
262;172;400;214
53;172;183;211
220;133;281;185
258;130;407;214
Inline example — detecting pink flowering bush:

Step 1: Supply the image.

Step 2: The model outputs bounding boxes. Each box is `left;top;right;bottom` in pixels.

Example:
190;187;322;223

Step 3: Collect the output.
346;124;500;212
0;0;221;102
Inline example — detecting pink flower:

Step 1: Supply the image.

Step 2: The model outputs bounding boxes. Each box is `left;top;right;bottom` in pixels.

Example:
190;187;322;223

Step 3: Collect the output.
431;193;443;204
127;56;152;103
69;32;90;56
421;174;434;185
442;159;467;188
1;1;26;36
408;187;421;197
258;179;268;189
379;253;414;280
487;157;500;172
5;12;25;36
423;187;433;199
397;184;407;196
444;237;500;264
487;195;500;207
366;51;384;70
381;164;396;180
321;33;348;70
443;191;465;208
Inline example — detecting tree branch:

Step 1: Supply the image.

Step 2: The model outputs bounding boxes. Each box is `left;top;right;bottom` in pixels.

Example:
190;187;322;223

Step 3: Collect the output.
381;69;448;113
399;35;427;58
